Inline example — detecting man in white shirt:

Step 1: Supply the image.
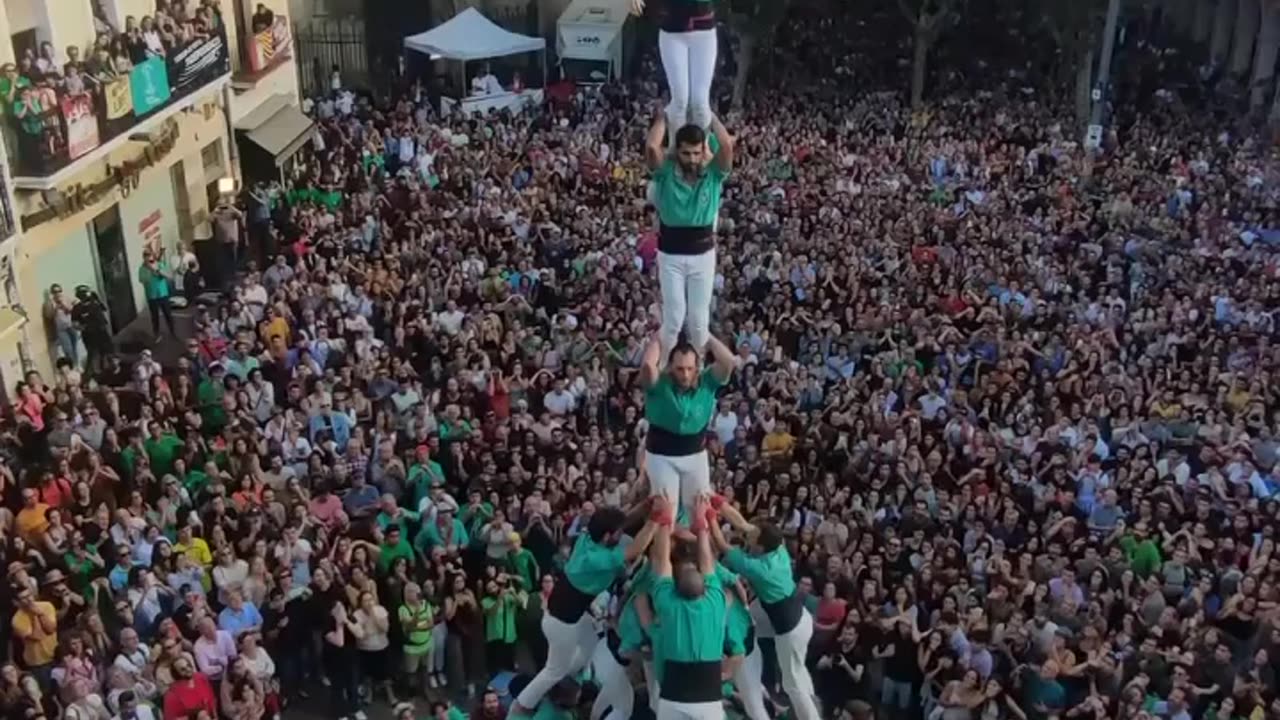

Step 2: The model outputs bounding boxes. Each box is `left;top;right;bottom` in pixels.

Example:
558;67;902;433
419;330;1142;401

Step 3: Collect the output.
470;63;504;95
542;379;577;417
434;301;465;335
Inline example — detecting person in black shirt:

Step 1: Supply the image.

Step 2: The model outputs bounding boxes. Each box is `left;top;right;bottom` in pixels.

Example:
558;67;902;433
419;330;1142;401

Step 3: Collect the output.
817;623;870;712
263;570;310;699
876;617;920;712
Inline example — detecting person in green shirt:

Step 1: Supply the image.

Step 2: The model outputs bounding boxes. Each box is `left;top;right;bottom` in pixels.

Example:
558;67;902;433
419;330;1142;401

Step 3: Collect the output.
639;331;736;518
718;565;769;720
649;493;725;717
196;364;228;435
1119;521;1163;578
513;499;665;714
376;525;415;575
409;445;446;511
137;246;177;339
481;576;522;672
644;111;734;361
415;509;469;557
144;424;184;477
712;501;820;720
506;534;540;592
398;582;436;696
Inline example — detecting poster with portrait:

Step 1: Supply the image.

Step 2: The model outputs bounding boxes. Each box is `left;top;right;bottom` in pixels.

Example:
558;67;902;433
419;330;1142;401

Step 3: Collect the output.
130;57;172;116
60;94;100;159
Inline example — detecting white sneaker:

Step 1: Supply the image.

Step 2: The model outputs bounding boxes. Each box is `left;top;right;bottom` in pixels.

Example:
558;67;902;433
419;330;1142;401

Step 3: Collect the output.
320;675;331;687
354;712;368;720
428;675;438;689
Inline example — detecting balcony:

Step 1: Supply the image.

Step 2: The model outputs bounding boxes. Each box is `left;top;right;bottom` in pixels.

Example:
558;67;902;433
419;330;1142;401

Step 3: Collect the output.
7;26;231;189
231;15;294;90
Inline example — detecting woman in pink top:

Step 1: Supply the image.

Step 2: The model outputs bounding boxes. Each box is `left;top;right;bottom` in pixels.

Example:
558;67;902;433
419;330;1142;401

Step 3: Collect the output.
15;382;45;432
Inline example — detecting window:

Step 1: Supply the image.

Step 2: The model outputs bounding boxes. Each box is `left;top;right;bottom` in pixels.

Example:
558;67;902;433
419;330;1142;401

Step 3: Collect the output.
201;140;223;174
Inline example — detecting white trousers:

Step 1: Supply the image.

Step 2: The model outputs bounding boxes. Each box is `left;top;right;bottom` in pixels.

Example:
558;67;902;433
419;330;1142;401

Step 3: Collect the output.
516;613;598;708
657;249;716;356
773;612;820;720
643;657;661;711
732;644;770;720
658;28;717;132
646;449;711;515
657;699;725;720
590;641;634;720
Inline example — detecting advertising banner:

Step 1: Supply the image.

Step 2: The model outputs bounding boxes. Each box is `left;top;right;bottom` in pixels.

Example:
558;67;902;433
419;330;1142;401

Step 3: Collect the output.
170;33;229;94
130;57;172;115
249;16;293;72
61;94;101;159
558;24;617;61
104;76;134;119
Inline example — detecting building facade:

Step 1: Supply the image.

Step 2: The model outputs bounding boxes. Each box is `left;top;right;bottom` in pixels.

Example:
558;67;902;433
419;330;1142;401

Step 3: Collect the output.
0;0;300;383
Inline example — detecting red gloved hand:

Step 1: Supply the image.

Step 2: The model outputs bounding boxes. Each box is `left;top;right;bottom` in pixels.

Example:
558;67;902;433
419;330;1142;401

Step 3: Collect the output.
649;497;674;526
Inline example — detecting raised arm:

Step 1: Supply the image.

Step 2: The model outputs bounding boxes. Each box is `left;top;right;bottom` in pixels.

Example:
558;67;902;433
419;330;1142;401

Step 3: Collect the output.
691;495;715;575
709;115;734;174
645;111;668;171
706;334;736;384
650;512;674;579
624;497;665;565
638;336;663;388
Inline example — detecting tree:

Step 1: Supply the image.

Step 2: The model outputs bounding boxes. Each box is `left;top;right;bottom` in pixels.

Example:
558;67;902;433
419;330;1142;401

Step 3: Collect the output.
1040;0;1108;130
898;0;962;108
727;0;791;108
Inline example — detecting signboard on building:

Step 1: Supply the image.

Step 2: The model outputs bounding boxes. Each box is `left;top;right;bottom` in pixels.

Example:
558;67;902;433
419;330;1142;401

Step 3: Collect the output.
104;76;134;119
170;34;228;95
130;57;172;115
60;94;100;159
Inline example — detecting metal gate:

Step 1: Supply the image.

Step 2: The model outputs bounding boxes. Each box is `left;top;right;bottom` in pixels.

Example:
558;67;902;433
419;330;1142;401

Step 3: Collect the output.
293;16;369;96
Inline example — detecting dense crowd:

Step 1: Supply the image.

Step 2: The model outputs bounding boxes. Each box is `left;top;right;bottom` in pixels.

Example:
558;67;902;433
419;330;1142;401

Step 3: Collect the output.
5;0;1280;719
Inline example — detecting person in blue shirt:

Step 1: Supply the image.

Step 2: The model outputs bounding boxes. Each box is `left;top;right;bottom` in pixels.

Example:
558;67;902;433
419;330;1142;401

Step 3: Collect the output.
216;589;263;637
308;403;352;452
512;498;665;714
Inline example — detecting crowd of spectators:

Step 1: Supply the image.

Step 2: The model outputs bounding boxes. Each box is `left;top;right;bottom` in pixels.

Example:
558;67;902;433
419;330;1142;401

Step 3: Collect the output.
5;0;1280;719
0;0;227;170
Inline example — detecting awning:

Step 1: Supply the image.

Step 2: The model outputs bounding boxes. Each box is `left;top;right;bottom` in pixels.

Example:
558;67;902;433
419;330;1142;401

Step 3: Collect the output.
235;94;316;166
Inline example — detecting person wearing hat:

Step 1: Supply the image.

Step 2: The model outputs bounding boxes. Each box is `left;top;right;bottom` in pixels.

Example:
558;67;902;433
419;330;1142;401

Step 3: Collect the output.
196;363;228;434
70;285;111;374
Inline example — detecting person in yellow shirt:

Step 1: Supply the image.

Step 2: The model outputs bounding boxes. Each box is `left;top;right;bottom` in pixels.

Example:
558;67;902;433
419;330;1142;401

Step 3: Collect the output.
15;488;50;543
761;424;796;459
258;306;291;347
174;523;214;591
12;586;58;677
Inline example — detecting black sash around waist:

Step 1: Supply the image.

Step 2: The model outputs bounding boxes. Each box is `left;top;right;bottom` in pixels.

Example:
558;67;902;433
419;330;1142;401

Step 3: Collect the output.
761;592;804;635
547;577;595;624
660;2;716;33
660;659;723;703
646;425;707;457
658;224;715;255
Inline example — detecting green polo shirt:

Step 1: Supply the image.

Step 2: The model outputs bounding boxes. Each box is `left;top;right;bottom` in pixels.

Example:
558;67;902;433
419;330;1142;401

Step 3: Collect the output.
145;434;183;477
376;538;415;574
652;571;725;666
482;591;520;643
653;158;726;228
618;562;657;652
716;564;753;656
644;370;721;436
723;546;796;604
564;533;626;595
399;600;435;655
138;261;172;300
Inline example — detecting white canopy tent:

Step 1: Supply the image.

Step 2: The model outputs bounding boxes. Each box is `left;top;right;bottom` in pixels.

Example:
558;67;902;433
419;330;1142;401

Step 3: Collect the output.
556;0;631;82
404;8;547;76
403;9;548;116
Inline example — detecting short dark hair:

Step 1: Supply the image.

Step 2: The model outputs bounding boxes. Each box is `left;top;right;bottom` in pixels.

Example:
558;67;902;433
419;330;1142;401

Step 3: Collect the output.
587;506;627;542
757;522;784;553
668;341;698;364
674;124;706;149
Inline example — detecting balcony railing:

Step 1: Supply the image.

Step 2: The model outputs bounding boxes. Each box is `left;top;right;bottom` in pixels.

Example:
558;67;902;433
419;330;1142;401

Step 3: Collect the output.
7;27;231;180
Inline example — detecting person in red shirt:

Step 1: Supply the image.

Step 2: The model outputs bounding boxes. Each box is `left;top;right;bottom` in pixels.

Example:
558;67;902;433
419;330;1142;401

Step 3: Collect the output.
162;657;217;720
36;470;72;508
